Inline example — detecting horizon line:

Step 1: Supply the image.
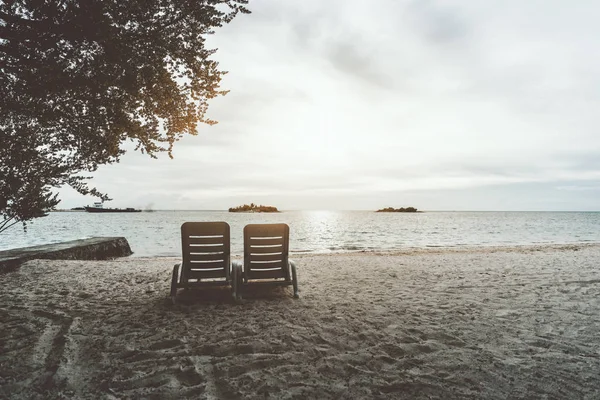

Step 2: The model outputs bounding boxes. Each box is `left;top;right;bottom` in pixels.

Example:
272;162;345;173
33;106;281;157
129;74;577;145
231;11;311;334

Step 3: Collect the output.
52;209;600;213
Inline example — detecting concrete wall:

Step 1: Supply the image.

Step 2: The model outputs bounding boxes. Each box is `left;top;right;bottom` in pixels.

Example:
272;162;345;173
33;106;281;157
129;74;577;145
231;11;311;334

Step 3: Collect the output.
0;237;133;274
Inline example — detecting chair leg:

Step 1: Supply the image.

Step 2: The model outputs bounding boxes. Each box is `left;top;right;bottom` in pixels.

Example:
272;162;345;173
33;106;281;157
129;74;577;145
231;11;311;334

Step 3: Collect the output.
290;260;299;299
170;263;180;304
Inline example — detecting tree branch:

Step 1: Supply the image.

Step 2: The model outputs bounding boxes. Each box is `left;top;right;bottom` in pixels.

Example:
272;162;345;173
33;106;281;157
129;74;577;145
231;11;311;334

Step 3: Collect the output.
0;219;22;234
0;216;16;232
0;10;36;26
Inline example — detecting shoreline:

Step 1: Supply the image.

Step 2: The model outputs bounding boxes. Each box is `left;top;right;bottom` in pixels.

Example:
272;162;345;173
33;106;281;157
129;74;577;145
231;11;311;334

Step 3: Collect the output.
1;243;600;398
3;240;600;259
129;241;600;259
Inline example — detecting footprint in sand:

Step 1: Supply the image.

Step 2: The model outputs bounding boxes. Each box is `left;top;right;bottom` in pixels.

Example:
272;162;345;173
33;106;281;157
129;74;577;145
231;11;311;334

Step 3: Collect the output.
174;366;204;387
148;338;184;351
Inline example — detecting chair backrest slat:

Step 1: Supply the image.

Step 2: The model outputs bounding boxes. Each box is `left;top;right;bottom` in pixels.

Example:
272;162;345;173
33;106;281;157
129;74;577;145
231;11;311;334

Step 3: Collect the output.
186;269;228;280
188;236;226;245
248;237;285;246
188;253;227;262
244;224;289;281
187;244;225;253
181;222;230;282
249;252;284;262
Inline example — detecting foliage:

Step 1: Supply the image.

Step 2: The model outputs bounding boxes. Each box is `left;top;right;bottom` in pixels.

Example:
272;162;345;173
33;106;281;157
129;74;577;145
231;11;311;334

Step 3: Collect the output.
229;203;279;213
1;128;56;233
0;0;249;232
376;207;418;213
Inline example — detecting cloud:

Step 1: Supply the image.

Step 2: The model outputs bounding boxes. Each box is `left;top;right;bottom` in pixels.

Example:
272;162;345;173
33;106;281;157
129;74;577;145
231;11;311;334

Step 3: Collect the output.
406;0;469;44
326;40;391;88
57;0;600;211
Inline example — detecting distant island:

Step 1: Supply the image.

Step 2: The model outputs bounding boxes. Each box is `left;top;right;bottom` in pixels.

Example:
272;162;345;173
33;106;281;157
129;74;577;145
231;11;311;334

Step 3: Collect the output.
229;203;279;213
376;207;419;213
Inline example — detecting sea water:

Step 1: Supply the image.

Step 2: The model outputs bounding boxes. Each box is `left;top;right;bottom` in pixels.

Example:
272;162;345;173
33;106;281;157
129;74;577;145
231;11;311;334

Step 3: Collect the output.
1;211;599;257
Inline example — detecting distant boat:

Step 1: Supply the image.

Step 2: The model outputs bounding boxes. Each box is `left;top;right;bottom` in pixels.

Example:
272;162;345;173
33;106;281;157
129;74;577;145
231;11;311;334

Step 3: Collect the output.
84;202;141;213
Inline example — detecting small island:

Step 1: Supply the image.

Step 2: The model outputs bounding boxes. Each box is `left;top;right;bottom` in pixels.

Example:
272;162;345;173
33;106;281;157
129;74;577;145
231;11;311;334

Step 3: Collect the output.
376;207;419;213
228;203;279;213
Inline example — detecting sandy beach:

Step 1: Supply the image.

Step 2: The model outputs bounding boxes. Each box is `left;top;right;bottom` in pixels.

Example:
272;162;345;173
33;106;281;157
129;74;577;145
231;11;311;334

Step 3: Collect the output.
1;244;600;399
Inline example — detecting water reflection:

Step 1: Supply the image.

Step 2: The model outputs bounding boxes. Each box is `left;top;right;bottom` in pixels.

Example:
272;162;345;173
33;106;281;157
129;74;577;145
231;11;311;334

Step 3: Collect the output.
1;211;599;257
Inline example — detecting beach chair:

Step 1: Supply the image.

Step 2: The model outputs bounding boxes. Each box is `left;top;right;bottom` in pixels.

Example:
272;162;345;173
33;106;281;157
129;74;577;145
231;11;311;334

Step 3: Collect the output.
233;223;299;299
170;222;240;303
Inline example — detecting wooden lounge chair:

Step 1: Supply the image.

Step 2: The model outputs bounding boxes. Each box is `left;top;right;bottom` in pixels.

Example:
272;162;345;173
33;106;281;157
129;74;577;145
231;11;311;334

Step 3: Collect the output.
233;223;299;299
170;222;240;303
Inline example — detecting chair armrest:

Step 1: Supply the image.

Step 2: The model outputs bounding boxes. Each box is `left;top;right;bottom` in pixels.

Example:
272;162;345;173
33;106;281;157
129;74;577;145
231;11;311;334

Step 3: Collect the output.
231;261;242;301
289;259;299;298
170;263;181;300
172;263;181;282
232;260;244;285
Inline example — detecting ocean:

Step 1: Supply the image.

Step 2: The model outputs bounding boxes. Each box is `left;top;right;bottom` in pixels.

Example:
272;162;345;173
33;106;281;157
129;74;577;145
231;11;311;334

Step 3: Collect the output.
1;211;599;257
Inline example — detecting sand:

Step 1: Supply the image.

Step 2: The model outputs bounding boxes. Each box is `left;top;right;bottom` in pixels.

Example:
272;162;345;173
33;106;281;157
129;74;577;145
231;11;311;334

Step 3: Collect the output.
1;244;600;399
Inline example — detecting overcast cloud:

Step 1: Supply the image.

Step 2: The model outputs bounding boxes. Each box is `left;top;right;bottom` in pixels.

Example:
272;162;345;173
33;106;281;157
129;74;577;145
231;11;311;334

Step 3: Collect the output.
59;0;600;211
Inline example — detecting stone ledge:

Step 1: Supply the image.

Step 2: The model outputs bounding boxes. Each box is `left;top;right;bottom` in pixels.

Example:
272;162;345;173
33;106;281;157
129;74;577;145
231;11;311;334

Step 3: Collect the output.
0;237;133;274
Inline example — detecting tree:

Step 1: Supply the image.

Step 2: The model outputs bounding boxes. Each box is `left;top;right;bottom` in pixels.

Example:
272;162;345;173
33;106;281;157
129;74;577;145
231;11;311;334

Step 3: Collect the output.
0;0;250;233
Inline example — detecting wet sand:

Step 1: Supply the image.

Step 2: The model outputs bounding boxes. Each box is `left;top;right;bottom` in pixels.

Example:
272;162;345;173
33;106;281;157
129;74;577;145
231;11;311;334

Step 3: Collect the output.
1;244;600;399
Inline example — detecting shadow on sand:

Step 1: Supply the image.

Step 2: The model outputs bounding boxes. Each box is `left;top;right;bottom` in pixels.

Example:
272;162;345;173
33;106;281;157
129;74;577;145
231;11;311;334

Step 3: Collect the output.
170;285;297;306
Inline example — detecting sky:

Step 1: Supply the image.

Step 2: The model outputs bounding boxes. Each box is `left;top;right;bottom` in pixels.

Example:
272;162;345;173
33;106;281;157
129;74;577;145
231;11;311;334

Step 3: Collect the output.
59;0;600;211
